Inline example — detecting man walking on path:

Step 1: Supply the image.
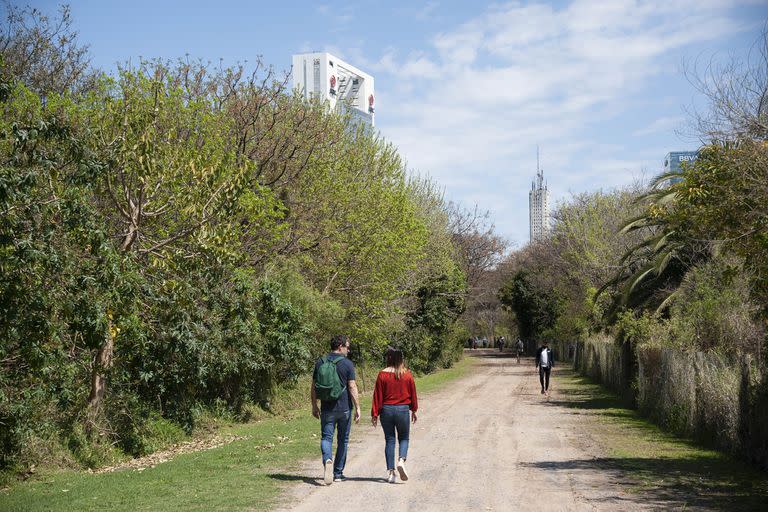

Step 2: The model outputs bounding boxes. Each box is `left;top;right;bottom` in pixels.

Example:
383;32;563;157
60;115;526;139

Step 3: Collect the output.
311;335;361;485
515;338;524;364
535;340;554;396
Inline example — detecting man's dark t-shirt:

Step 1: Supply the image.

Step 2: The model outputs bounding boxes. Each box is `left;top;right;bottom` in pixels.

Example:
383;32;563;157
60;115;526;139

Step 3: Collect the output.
313;353;356;413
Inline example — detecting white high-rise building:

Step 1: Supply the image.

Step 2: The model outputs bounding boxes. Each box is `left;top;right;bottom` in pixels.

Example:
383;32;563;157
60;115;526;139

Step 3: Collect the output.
292;52;375;127
529;157;550;242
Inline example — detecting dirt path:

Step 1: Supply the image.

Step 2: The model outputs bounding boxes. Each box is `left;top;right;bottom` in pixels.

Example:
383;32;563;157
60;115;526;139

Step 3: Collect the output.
275;351;649;511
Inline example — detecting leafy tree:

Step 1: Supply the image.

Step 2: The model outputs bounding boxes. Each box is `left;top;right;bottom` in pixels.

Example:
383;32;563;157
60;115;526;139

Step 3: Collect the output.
284;126;434;350
447;201;507;338
498;270;561;340
0;75;137;465
675;142;768;304
74;67;289;423
398;265;466;372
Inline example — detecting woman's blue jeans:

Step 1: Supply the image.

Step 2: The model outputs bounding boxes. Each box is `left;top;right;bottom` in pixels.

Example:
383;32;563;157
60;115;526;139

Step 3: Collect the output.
379;404;410;470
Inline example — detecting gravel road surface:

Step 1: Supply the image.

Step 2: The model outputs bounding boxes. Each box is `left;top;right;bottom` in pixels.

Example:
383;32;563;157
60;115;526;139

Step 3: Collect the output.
276;351;650;511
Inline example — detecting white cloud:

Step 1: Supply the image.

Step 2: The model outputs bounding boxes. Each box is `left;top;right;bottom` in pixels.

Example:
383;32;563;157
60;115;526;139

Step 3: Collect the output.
433;28;484;65
416;1;441;20
633;116;686;136
315;4;355;26
371;0;753;245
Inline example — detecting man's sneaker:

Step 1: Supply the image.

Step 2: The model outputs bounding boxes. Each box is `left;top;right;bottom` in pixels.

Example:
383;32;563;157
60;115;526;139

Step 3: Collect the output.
323;459;333;485
333;475;347;482
396;458;409;481
541;388;545;394
387;471;396;484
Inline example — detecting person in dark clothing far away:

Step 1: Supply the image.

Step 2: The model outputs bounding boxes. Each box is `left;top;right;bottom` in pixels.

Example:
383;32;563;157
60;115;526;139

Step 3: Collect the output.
312;335;361;485
371;347;418;484
535;340;554;396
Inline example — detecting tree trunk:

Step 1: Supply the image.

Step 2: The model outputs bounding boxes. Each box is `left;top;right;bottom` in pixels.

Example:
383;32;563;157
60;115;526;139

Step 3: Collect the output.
489;316;495;347
121;220;138;252
88;204;136;431
86;319;114;432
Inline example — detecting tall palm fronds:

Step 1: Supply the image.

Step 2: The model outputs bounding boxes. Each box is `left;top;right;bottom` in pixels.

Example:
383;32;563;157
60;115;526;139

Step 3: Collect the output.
598;170;710;322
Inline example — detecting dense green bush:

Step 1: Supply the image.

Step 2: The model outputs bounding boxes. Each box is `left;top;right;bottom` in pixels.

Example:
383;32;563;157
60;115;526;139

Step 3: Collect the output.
399;267;466;373
666;258;763;352
498;269;562;340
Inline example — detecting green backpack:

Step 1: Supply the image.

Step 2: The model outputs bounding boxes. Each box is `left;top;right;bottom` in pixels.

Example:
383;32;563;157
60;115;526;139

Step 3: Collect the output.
315;356;346;401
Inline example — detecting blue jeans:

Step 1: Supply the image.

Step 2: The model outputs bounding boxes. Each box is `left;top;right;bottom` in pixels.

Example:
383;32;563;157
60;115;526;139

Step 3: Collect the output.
320;410;352;477
379;404;410;470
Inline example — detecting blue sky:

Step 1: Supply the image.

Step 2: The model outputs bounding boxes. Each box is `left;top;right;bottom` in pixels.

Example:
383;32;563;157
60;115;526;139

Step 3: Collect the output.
24;0;768;246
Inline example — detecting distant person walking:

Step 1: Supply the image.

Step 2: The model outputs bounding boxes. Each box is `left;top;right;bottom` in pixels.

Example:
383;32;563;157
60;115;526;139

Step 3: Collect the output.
535;340;554;395
371;347;418;484
516;338;524;364
311;335;361;485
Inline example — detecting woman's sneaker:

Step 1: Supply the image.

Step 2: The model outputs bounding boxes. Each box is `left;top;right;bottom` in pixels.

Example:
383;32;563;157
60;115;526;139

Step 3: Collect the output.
396;458;409;481
387;471;396;484
323;459;333;485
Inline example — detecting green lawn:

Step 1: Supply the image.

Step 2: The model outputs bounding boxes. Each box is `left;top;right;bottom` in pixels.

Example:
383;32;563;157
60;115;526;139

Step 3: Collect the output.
553;369;768;511
0;357;474;512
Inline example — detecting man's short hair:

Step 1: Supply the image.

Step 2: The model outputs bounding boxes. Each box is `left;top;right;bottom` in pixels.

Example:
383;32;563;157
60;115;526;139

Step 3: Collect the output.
330;335;350;351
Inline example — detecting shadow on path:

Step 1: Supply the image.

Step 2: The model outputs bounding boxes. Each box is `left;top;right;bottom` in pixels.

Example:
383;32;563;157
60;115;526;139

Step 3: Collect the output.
268;473;388;486
466;350;530;369
544;375;633;410
268;474;324;487
519;456;766;511
466;350;516;359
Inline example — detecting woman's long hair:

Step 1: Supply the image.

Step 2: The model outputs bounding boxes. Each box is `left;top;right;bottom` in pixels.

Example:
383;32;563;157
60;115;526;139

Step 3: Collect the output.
385;347;406;380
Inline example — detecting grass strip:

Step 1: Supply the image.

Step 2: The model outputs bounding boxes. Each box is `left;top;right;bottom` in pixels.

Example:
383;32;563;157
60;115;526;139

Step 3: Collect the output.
0;356;474;512
555;369;768;511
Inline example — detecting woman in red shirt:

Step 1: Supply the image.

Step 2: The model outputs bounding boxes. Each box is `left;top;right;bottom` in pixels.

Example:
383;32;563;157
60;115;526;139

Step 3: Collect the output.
371;347;418;483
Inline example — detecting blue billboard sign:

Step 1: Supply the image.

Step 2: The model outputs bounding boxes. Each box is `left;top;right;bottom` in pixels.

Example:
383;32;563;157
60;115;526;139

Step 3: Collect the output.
664;151;699;175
